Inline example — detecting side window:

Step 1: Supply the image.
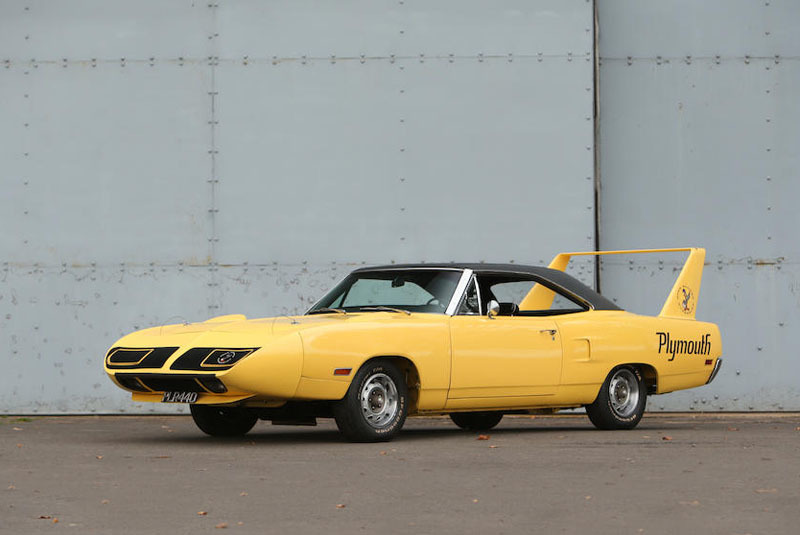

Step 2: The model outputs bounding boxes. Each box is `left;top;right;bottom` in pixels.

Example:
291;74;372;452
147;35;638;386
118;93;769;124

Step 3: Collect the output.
548;290;582;311
490;280;535;304
478;275;588;316
457;279;480;315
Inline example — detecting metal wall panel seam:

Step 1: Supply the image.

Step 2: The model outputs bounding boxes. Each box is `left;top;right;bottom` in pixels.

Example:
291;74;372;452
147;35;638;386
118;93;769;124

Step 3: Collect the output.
207;2;220;315
0;54;593;67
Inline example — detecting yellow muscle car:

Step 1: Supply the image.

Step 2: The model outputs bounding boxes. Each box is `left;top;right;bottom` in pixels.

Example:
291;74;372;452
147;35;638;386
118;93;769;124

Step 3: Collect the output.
104;248;722;442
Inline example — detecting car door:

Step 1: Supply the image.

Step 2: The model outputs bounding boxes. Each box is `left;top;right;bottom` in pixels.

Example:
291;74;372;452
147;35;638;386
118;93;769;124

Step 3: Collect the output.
447;275;565;404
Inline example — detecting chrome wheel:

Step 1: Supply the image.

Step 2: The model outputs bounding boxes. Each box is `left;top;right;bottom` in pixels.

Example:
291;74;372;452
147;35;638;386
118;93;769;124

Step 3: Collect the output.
608;368;640;418
360;372;399;428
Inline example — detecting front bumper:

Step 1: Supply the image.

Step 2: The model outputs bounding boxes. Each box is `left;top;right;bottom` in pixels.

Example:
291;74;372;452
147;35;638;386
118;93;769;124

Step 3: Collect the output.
113;373;228;394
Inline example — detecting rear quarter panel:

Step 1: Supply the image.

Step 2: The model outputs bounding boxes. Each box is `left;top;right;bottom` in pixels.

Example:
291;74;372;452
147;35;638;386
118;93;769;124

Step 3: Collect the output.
556;311;722;404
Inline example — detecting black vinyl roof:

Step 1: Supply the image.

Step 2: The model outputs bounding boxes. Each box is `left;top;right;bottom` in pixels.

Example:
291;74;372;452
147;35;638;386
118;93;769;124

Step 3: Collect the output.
352;263;622;311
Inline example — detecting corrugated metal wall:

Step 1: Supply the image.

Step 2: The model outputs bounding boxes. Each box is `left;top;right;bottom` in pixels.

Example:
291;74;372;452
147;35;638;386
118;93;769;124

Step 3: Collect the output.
0;1;596;413
3;1;797;414
597;0;800;410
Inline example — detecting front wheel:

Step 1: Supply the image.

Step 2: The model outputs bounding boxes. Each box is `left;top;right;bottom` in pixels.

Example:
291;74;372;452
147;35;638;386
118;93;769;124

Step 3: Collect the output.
585;366;646;430
190;405;258;437
333;359;408;442
449;412;503;431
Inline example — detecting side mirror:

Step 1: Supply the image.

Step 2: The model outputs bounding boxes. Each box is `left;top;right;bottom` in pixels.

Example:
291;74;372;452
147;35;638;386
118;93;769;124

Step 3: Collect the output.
487;300;500;319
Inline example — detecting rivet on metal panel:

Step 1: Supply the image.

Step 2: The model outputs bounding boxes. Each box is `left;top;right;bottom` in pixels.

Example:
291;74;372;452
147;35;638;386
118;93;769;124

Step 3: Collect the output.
272;56;278;65
567;52;572;62
478;53;484;63
330;55;337;64
419;54;424;63
448;54;454;63
538;52;543;62
778;322;784;327
656;56;662;65
774;55;780;64
744;55;750;64
178;57;185;66
684;56;691;65
242;56;249;65
757;347;762;351
714;55;721;65
61;58;67;68
626;56;632;66
120;58;126;67
507;53;513;63
736;370;741;375
302;55;308;65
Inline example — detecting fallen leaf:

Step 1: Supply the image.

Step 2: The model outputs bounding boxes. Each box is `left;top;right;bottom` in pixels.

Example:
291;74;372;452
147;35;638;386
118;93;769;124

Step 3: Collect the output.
679;500;700;506
662;436;673;441
795;427;800;431
585;496;592;500
237;522;244;526
489;445;498;449
53;518;59;524
477;435;490;441
642;435;650;439
335;504;346;509
16;444;22;448
96;455;103;460
755;488;777;494
12;427;22;431
215;522;228;529
7;485;15;490
727;427;739;431
39;515;52;520
239;492;247;496
101;499;109;505
379;451;387;455
472;499;479;503
198;511;208;516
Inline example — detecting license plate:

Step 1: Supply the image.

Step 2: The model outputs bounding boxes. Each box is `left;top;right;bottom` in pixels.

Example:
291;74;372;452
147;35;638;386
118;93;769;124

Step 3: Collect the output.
162;391;198;403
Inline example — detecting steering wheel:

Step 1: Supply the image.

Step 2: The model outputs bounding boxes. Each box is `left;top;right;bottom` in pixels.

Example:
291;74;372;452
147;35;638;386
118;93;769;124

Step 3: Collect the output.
425;297;444;309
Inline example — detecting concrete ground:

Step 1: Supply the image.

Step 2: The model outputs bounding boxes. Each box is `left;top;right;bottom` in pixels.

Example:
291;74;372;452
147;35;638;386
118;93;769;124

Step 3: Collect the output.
1;413;798;535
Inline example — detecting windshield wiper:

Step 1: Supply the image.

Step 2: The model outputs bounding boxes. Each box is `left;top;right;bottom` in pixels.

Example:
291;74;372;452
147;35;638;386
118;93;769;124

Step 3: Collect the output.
358;306;411;315
307;308;347;315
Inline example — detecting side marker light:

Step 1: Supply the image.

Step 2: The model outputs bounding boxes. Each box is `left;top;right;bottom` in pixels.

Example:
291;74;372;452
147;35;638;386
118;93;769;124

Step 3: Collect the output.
333;368;352;376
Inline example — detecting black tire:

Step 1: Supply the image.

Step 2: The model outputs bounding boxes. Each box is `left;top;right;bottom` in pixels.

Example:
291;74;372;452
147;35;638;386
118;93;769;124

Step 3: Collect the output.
190;404;258;437
449;412;504;431
585;366;647;430
333;359;408;442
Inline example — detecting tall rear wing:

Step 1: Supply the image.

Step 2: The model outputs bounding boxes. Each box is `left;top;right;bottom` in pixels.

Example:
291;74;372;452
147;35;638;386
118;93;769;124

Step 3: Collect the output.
520;248;706;319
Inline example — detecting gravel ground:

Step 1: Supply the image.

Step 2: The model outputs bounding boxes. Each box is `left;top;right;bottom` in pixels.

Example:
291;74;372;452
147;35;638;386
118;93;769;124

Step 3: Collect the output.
1;413;798;534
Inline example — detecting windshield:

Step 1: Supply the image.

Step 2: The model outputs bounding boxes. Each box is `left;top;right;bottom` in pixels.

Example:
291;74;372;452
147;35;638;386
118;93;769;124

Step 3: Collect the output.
308;269;463;314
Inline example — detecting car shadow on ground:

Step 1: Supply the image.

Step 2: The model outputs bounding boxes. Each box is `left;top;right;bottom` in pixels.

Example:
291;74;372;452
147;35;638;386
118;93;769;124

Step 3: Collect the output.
93;420;693;446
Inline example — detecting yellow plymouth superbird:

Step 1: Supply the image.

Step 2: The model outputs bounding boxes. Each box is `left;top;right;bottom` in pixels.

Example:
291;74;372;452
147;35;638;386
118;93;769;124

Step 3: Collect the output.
104;248;722;442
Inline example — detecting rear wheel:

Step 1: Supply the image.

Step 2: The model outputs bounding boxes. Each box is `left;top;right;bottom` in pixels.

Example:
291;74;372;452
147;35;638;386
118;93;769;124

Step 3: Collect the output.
190;405;258;437
585;366;646;430
449;411;504;431
333;359;408;442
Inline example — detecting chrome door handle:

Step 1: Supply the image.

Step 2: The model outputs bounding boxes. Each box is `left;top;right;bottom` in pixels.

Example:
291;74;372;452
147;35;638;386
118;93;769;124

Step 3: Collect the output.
539;329;557;335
